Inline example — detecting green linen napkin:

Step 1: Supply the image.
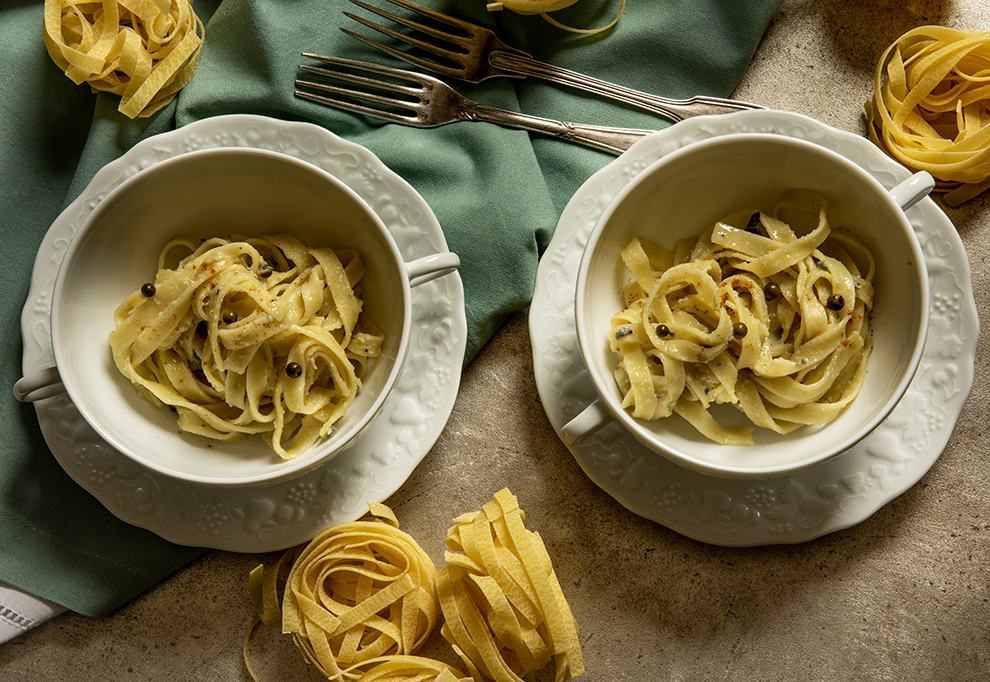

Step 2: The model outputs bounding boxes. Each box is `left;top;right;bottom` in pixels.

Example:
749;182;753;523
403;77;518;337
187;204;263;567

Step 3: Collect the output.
0;0;780;618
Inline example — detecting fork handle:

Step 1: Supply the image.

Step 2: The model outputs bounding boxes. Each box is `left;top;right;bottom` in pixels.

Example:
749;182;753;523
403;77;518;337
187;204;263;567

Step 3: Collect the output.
464;101;653;154
489;51;762;122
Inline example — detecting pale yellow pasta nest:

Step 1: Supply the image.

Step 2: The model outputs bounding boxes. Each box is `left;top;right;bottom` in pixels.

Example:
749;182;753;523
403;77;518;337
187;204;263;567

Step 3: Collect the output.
42;0;205;118
246;492;584;682
438;488;584;682
486;0;625;35
246;503;455;682
866;25;990;206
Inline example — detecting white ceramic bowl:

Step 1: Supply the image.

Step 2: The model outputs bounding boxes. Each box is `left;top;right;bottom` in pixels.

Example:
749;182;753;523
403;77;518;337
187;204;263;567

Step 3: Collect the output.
563;133;932;479
15;147;459;488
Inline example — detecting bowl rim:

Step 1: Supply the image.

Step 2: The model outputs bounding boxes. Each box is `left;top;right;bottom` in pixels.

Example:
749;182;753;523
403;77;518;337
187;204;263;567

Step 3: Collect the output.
49;146;414;488
574;132;931;478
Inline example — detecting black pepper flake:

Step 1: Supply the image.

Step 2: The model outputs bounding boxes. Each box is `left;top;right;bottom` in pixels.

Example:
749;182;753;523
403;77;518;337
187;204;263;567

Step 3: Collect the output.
655;324;671;338
141;283;156;297
196;321;208;339
222;310;238;325
285;362;303;378
258;263;273;279
614;328;633;339
827;294;845;311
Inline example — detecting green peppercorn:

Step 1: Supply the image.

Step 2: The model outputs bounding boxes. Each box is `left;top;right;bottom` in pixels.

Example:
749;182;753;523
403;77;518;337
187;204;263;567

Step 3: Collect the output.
141;283;156;297
285;361;302;378
733;322;748;338
827;294;845;311
764;281;780;301
655;324;671;338
222;310;238;324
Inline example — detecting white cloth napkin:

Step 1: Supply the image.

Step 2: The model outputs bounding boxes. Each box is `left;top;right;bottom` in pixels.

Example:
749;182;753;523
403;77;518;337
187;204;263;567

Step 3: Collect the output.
0;581;65;643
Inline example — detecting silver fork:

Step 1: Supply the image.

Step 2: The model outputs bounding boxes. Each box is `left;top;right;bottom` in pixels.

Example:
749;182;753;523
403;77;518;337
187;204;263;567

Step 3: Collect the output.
295;55;654;155
342;0;764;123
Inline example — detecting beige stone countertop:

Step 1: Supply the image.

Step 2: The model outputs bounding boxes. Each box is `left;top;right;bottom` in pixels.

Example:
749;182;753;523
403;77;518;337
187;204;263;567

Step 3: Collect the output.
2;1;988;680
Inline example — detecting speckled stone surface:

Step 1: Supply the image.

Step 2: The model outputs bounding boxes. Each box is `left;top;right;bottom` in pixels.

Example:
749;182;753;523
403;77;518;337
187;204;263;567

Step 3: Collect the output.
2;1;988;680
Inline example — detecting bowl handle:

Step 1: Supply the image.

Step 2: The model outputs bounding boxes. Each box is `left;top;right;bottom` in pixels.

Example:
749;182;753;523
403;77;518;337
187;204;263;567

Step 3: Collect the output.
406;252;461;288
14;366;65;403
560;399;614;445
889;171;935;211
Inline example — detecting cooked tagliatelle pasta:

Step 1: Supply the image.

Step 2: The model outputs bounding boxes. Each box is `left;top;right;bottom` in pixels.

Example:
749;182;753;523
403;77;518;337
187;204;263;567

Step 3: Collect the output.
609;191;875;445
109;234;384;459
865;26;990;205
438;488;584;682
42;0;204;118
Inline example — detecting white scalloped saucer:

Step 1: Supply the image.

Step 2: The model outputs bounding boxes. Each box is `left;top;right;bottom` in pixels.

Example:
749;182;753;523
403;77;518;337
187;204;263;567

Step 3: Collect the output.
530;110;979;546
20;115;467;553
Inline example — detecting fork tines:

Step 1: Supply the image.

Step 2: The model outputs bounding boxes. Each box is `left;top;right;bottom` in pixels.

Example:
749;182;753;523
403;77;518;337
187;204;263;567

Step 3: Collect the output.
295;54;428;126
342;0;477;79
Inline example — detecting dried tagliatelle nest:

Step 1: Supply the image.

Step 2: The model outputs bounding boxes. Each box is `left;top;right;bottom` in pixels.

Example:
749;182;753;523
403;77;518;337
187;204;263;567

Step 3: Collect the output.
486;0;625;35
866;26;990;206
246;501;463;682
246;491;584;682
42;0;205;118
438;488;584;682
